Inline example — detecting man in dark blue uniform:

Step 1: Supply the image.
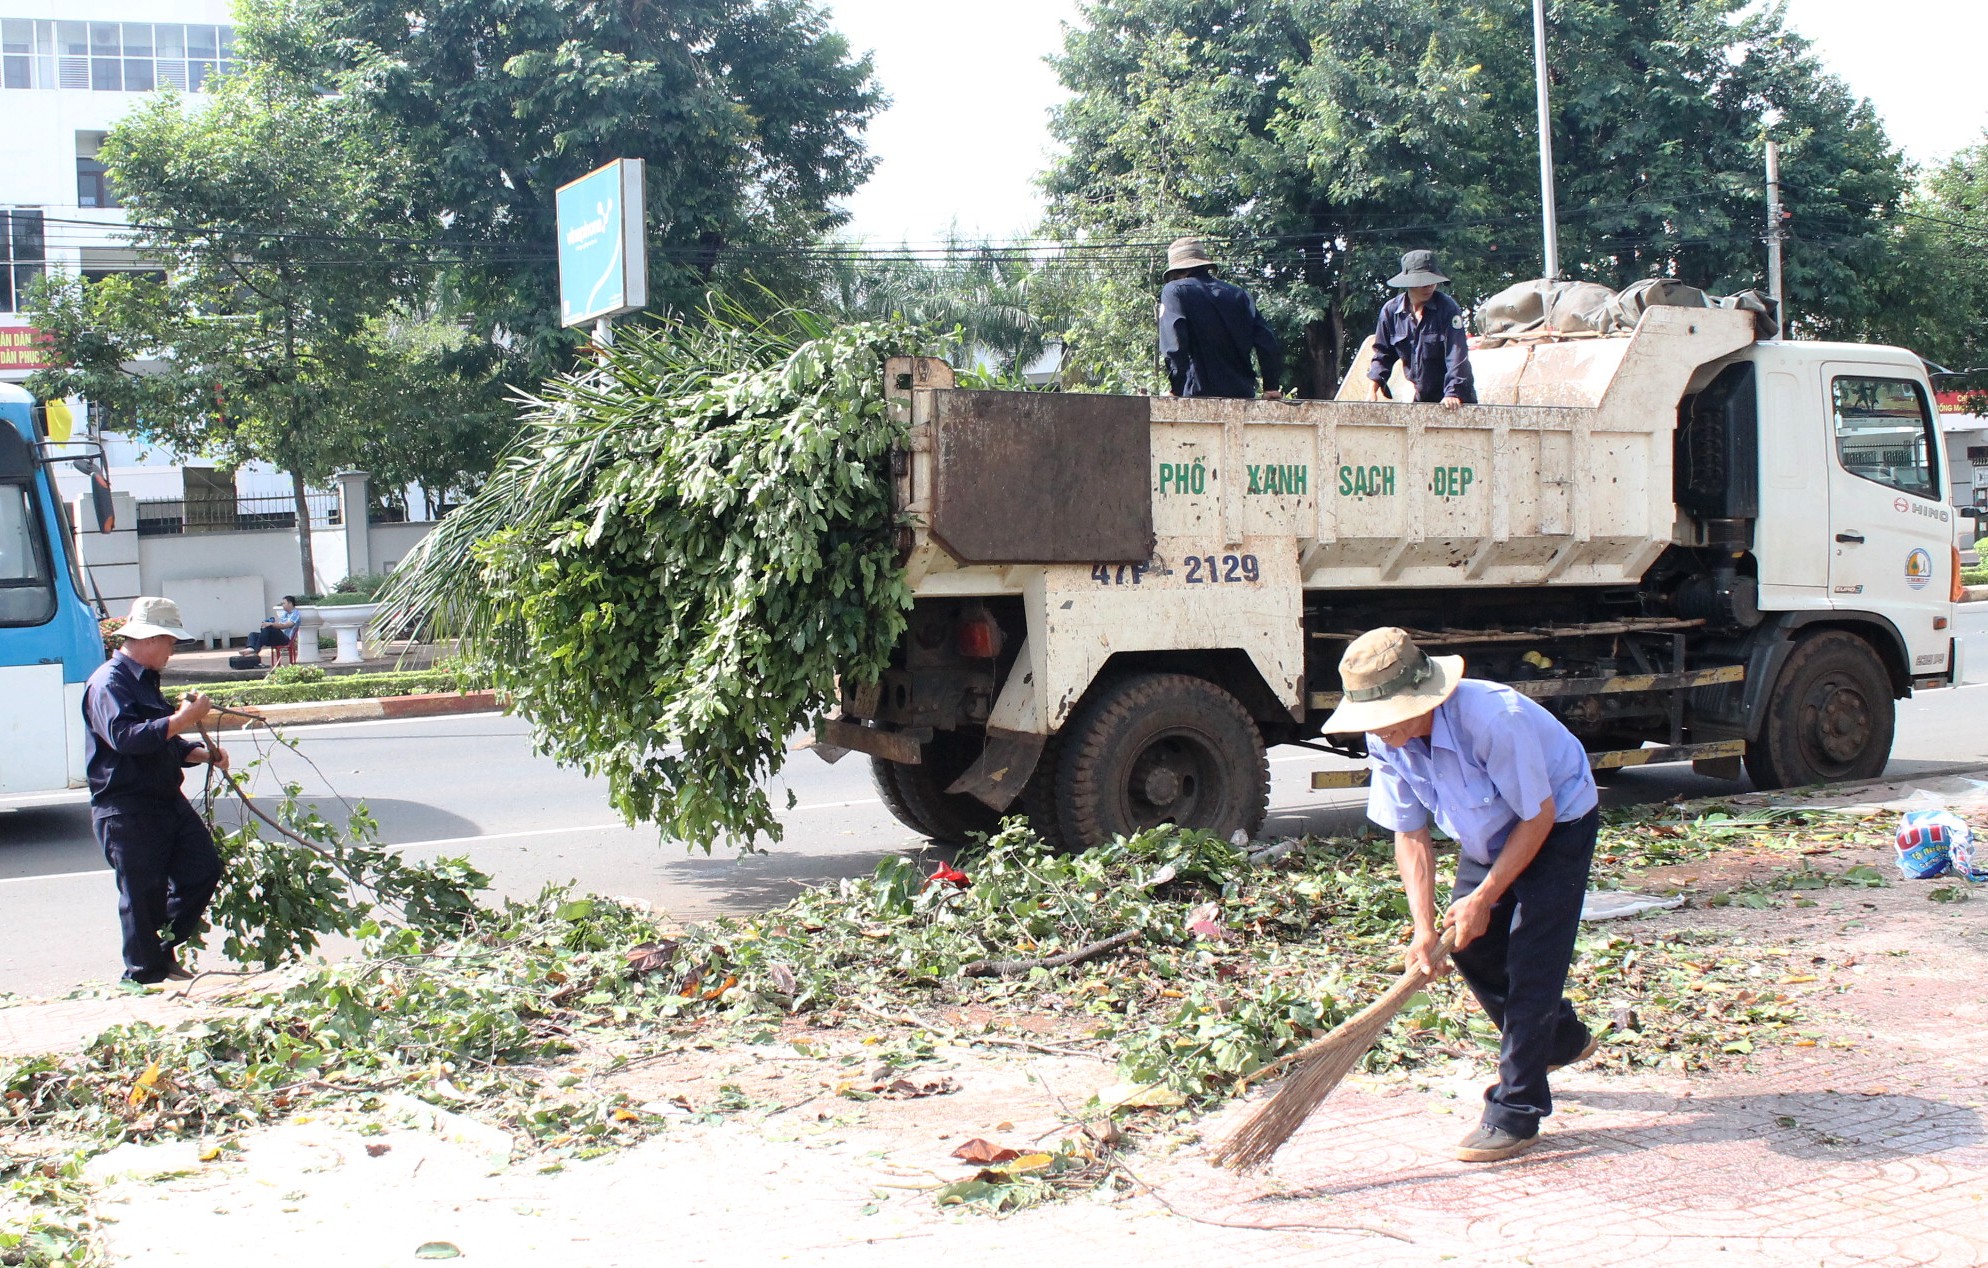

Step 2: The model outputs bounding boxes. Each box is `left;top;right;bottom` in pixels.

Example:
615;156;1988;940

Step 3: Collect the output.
84;597;229;983
1157;237;1283;399
1366;250;1476;409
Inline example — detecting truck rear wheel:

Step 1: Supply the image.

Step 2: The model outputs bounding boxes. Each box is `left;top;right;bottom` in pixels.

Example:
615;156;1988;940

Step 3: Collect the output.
870;731;1005;844
1054;672;1268;849
1014;735;1073;852
1745;631;1895;789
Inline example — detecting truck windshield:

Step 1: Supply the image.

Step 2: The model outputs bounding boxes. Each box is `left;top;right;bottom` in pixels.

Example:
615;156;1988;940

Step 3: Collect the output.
1831;376;1938;500
0;480;56;626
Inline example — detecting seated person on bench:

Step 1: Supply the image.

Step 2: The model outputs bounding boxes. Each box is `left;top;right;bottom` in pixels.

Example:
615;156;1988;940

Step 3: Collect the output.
246;596;301;666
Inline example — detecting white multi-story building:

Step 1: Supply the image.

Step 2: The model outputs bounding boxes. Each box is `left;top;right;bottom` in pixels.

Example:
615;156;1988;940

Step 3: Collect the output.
1;2;236;356
0;5;313;509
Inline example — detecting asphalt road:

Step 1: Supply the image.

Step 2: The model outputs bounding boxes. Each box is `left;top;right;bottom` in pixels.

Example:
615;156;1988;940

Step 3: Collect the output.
10;662;1988;996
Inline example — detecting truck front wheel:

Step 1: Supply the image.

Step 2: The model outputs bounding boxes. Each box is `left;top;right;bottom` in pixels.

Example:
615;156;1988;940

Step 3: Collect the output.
1745;631;1896;789
1055;672;1268;849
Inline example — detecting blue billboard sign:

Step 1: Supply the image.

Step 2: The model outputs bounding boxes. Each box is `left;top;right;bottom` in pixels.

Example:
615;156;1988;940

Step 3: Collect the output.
556;159;648;328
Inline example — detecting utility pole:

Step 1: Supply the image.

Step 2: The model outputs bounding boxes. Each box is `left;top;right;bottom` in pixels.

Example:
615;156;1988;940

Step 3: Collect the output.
1764;139;1785;328
1533;0;1560;281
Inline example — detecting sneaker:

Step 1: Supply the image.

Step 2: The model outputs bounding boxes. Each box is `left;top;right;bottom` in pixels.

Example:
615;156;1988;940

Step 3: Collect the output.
1455;1124;1539;1163
1549;1032;1601;1072
162;965;196;982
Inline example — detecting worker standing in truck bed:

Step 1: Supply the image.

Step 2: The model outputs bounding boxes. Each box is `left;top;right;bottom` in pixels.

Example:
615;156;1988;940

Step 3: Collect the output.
1157;236;1283;399
1366;249;1476;409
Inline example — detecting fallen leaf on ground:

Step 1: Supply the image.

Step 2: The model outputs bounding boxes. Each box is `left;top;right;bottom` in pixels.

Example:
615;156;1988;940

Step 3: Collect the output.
1097;1080;1188;1109
951;1138;1022;1165
625;940;678;974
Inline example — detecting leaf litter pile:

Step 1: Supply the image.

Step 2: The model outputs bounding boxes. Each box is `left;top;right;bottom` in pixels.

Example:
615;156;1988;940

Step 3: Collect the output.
4;799;1894;1248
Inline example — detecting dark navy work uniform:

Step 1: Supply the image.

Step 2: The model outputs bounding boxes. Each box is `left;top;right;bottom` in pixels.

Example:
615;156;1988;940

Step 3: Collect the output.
1367;290;1477;403
1159;273;1283;398
83;652;222;982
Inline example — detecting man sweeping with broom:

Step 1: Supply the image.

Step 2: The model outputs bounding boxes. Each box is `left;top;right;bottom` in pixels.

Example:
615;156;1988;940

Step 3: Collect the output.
1326;627;1601;1163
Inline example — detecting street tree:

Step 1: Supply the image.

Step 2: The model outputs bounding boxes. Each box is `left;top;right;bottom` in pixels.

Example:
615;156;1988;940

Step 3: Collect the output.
26;64;418;589
1895;138;1988;392
274;0;886;378
807;236;1055;376
1044;0;1914;395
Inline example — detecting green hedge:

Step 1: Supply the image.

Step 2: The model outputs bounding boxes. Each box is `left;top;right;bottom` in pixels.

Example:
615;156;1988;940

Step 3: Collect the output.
170;670;484;707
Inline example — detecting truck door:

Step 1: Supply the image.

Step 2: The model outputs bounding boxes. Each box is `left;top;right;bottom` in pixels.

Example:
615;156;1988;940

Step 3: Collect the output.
1823;366;1953;671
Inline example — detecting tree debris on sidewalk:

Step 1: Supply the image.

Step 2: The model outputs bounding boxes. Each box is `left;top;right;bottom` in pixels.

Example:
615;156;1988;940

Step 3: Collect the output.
10;783;1913;1247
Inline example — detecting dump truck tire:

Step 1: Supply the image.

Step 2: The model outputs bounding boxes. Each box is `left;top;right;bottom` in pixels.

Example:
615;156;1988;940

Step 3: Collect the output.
1744;631;1895;789
870;732;1004;843
1054;672;1268;849
870;757;940;839
1015;734;1072;852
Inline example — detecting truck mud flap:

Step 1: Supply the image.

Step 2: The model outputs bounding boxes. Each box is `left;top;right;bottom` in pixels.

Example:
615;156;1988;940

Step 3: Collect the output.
945;727;1047;812
815;719;931;766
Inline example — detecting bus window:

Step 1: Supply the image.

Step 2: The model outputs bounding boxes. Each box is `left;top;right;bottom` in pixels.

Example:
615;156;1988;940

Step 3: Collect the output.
0;481;56;626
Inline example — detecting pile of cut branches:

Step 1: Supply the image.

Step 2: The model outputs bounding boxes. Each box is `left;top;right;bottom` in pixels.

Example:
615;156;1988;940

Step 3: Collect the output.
5;819;1838;1243
380;307;939;847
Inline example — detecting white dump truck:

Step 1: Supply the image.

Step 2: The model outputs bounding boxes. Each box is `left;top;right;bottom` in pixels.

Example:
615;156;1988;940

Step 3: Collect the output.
815;306;1964;850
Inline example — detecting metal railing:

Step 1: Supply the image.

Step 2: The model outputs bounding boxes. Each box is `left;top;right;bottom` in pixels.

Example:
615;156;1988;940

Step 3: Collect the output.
135;492;341;537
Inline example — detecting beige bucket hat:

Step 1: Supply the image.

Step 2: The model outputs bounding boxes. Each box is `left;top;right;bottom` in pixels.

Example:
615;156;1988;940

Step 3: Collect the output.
1321;627;1464;733
119;596;192;641
1165;236;1216;274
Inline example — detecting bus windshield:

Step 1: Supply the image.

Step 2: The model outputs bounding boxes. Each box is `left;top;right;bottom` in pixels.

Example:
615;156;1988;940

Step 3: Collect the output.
0;479;56;626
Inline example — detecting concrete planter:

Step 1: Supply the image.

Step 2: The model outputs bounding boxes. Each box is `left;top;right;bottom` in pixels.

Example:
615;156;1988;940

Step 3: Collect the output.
290;605;326;663
314;602;380;664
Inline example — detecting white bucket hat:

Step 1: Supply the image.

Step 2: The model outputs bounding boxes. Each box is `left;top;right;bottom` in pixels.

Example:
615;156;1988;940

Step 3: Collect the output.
1321;627;1464;733
119;596;192;641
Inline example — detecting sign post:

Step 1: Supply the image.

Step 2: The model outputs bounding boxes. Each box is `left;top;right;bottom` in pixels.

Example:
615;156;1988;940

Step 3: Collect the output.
555;159;648;338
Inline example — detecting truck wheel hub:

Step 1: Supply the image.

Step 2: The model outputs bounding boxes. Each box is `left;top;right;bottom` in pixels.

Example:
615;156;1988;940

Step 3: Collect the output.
1142;765;1185;805
1127;737;1204;820
1813;684;1870;763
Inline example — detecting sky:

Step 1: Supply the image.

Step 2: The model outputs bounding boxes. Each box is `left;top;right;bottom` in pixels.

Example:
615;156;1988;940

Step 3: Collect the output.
822;0;1988;246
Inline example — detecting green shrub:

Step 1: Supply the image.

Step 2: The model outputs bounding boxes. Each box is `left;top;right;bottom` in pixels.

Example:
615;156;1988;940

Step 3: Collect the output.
335;571;391;598
171;668;481;707
266;664;326;685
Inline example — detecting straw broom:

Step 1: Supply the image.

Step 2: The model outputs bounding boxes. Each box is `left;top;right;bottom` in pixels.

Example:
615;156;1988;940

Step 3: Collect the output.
1212;929;1458;1169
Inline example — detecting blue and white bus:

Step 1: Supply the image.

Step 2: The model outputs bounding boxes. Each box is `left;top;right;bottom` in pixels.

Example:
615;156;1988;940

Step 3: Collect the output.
0;381;104;799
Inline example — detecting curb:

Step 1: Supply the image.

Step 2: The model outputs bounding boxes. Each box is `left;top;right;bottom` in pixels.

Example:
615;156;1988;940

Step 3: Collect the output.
214;690;503;730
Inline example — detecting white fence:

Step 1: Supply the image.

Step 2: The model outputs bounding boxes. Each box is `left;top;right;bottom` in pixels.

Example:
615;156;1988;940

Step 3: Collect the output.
72;471;437;646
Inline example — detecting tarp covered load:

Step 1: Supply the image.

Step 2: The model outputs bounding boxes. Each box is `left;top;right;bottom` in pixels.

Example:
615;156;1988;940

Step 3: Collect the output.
1477;277;1780;344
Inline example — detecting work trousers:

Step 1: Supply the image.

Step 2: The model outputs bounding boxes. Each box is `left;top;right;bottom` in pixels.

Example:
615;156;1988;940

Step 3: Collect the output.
247;627;290;653
1450;807;1598;1137
92;796;223;983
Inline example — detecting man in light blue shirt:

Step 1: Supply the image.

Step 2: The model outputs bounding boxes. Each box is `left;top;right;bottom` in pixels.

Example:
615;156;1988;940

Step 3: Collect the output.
1324;627;1600;1163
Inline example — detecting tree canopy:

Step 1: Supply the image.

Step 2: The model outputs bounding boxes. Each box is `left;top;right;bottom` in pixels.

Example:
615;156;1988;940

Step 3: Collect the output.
1044;0;1915;395
271;0;885;375
26;62;421;586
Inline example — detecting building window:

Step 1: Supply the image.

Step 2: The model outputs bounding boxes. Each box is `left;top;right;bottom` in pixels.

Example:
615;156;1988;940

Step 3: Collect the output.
0;18;232;91
76;132;119;208
0;209;45;314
